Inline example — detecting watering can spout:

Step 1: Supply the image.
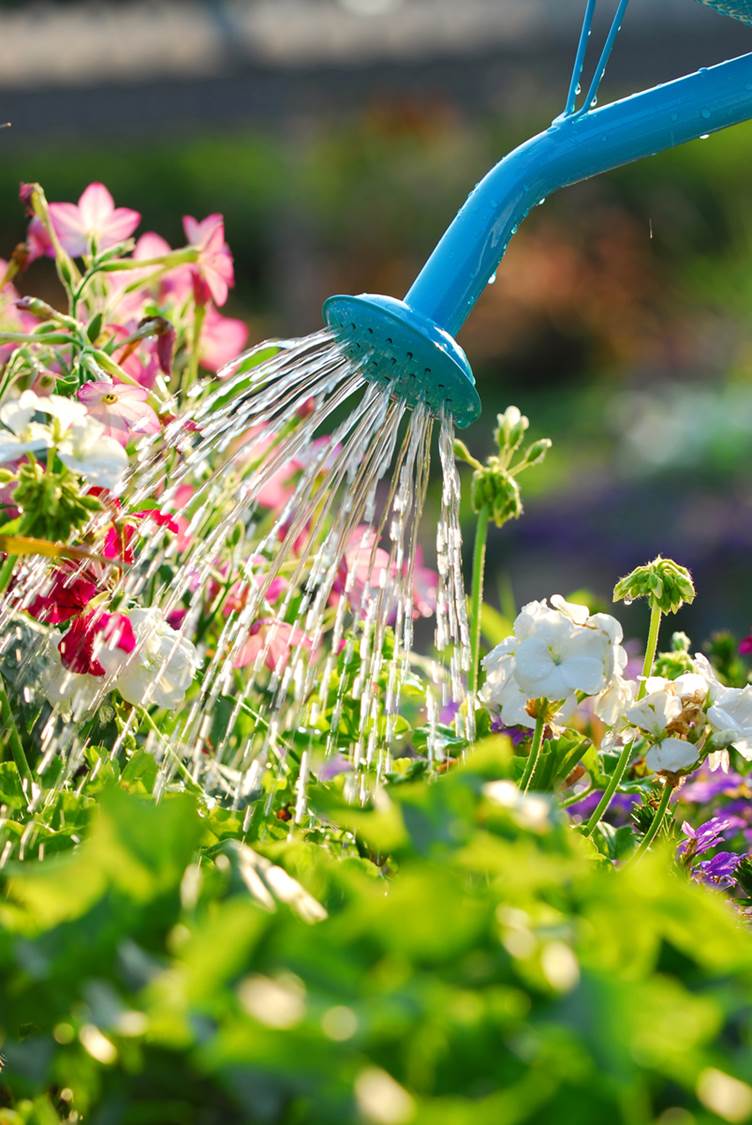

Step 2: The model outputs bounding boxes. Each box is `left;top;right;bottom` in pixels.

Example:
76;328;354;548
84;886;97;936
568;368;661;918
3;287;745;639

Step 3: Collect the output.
405;51;752;337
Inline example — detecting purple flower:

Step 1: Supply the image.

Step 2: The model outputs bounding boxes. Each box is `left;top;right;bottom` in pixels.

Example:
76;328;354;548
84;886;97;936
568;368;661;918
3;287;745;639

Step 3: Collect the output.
490;718;527;746
694;850;743;889
678;816;743;857
680;768;747;804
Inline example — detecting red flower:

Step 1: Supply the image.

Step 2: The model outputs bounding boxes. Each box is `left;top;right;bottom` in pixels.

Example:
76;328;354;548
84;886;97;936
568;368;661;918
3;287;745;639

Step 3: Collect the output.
27;567;98;625
103;508;180;564
59;611;135;676
740;635;752;656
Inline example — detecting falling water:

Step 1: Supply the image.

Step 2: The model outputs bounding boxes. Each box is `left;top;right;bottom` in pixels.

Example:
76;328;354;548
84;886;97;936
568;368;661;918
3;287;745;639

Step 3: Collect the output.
0;330;473;843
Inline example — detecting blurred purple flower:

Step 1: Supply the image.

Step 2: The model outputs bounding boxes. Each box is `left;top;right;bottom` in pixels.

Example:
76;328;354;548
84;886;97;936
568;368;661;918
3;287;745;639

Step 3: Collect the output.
567;790;638;826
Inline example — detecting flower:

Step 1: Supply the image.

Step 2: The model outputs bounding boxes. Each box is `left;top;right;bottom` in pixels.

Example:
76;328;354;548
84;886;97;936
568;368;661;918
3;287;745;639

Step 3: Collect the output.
332;527;393;616
42;644;103;718
0;390;54;460
27;566;98;624
200;305;248;372
626;672;708;738
233;619;313;673
57;416;129;491
49;183;140;258
77;382;161;447
183;213;234;307
645;736;700;774
58;610;136;676
510;596;627;700
0;389;128;490
707;684;752;759
694;850;743;889
103;508;180;564
97;607;199;709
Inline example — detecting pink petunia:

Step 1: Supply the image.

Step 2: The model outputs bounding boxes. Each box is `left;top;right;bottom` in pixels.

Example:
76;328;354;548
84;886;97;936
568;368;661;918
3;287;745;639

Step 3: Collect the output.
183;213;234;307
49;183;140;258
331;526;392;615
77;381;161;447
200;304;248;372
233;619;313;673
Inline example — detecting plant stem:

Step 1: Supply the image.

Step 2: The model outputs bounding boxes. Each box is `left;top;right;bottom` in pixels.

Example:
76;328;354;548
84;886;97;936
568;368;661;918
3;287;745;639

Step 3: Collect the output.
138;707;204;797
0;676;33;798
469;504;490;696
631;781;674;860
583;600;662;837
638;601;662;701
520;710;546;792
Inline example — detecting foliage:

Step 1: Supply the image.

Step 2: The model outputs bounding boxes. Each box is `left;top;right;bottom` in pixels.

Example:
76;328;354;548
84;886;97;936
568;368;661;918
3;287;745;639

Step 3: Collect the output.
2;746;752;1124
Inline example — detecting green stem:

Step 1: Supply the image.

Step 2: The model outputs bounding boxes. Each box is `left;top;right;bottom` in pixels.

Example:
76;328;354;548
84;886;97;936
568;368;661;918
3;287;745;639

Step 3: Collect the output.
583;601;662;837
185;302;206;391
631;782;674;860
0;676;33;798
138;707;204;797
520;710;546;792
0;331;71;345
469;504;490;696
560;783;596;809
638;602;662;701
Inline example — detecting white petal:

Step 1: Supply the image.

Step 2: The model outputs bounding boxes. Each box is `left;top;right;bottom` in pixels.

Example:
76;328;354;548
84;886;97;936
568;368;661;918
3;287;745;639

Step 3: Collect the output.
646;737;699;773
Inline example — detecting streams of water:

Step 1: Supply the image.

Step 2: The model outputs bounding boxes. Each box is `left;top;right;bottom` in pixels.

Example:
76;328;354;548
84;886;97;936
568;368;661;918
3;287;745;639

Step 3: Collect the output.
0;330;473;843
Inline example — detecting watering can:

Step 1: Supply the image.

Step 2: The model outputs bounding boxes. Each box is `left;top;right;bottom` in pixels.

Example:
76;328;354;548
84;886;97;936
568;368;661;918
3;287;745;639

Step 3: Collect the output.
323;0;752;428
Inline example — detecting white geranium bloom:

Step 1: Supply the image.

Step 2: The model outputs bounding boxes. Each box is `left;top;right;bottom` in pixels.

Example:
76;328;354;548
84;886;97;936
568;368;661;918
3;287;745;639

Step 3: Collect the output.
707;684;752;760
99;607;199;709
626;672;709;737
592;675;638;727
42;645;103;719
513;595;626;699
58;416;128;490
646;736;700;773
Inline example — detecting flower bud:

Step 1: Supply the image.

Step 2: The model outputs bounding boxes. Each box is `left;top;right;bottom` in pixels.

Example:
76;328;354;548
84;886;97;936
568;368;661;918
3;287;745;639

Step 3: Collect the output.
494;405;529;456
453;438;482;470
471;464;522;527
613;556;696;615
521;437;552;468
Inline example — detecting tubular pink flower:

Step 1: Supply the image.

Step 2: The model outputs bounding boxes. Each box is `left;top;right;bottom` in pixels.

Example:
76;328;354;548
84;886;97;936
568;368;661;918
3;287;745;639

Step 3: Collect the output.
183;213;234;307
77;381;161;447
233;619;313;673
49;183;140;258
201;305;248;372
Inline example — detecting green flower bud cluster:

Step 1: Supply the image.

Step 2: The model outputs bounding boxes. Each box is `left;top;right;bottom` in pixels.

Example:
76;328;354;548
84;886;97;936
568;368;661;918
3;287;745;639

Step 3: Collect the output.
613;556;696;615
12;460;102;542
454;406;552;530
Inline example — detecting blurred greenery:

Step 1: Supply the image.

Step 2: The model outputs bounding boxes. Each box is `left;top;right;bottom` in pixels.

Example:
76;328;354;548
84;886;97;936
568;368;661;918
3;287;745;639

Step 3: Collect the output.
1;743;752;1122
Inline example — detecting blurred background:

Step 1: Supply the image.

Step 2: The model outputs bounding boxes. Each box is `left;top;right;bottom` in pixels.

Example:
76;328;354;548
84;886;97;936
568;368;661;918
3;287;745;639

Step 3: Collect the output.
1;0;752;642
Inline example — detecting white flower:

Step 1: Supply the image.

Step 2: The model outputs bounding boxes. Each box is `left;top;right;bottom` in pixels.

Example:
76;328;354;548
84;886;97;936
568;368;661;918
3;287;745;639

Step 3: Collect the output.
592;675;638;727
98;607;199;709
511;596;626;699
0;389;127;490
626;672;709;737
58;416;128;490
42;645;103;719
707;684;752;760
645;736;700;773
0;389;55;460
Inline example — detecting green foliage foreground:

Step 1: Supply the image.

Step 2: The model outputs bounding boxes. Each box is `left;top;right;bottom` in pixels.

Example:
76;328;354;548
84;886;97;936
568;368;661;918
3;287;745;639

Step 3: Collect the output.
1;740;751;1124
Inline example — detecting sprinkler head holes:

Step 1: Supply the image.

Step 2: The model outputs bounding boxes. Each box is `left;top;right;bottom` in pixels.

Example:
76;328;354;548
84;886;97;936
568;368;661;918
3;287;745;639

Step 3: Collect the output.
323;293;481;429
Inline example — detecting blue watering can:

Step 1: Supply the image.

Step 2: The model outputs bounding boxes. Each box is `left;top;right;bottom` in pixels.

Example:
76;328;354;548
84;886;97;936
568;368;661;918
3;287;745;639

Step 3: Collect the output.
323;0;752;428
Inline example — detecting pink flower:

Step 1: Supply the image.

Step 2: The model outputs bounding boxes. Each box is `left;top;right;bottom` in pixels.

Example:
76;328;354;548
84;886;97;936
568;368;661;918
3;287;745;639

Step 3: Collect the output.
49;183;140;258
200;304;248;372
0;261;36;362
740;635;752;656
233;426;301;511
59;610;136;677
233;619;313;673
77;381;161;447
183;213;234;307
332;527;392;615
26;218;53;263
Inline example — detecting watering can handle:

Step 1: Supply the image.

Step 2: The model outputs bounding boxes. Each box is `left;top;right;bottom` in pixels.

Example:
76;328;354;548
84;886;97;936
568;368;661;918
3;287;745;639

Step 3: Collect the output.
405;51;752;337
